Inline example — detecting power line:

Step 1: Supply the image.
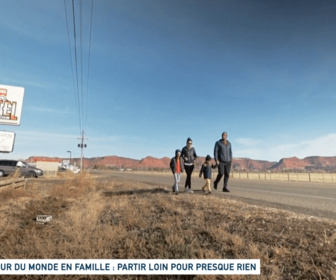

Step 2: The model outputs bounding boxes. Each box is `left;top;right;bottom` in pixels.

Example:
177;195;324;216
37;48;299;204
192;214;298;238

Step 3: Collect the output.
84;0;94;130
63;0;81;132
64;0;94;168
71;0;82;132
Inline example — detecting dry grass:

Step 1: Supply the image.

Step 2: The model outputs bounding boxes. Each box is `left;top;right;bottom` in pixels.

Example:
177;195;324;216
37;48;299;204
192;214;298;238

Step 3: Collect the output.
0;172;336;280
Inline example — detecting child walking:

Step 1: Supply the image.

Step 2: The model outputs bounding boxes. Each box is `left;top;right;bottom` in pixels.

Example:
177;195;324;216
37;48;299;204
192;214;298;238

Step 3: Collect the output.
170;149;184;195
199;155;216;194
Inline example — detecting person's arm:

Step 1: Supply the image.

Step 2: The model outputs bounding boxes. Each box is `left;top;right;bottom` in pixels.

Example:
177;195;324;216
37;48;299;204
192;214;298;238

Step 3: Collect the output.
214;142;219;165
170;158;174;173
181;147;187;162
199;165;203;177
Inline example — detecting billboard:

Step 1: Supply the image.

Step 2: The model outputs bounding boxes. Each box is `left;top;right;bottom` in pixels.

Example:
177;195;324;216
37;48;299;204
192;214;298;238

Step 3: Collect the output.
0;131;15;153
0;84;25;126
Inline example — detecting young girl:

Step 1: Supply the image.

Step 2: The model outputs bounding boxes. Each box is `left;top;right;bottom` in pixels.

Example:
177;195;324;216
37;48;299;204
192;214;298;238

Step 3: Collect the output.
199;155;216;194
170;149;184;195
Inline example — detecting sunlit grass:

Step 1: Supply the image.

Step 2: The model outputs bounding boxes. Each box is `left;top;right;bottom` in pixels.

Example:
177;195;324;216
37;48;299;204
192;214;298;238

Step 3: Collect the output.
0;172;335;279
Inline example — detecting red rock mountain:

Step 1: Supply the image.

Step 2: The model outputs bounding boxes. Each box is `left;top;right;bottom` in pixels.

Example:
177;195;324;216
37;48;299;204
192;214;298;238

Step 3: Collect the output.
270;156;336;172
26;155;336;172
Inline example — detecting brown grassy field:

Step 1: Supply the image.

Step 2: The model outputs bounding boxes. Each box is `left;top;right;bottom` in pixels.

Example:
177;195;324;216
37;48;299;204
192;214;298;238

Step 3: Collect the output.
0;172;336;280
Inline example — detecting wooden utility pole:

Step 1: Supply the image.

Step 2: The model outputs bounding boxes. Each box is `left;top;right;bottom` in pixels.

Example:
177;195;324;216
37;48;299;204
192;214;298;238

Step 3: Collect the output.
77;130;88;171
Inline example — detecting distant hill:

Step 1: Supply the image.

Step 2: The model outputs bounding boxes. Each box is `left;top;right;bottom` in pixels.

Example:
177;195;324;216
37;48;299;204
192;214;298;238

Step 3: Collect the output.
269;156;336;172
26;155;336;172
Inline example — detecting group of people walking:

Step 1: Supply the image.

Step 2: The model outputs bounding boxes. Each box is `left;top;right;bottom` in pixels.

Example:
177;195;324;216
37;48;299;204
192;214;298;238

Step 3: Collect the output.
169;132;232;195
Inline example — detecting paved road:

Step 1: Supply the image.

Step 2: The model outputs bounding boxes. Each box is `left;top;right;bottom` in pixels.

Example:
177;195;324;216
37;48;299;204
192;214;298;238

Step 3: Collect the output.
96;171;336;221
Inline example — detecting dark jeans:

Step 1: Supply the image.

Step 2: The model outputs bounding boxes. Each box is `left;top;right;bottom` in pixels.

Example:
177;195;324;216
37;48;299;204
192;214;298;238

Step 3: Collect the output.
214;161;231;188
184;165;194;189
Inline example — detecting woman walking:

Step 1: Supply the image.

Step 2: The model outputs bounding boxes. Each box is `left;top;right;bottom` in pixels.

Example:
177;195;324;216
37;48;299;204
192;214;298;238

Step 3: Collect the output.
181;137;197;193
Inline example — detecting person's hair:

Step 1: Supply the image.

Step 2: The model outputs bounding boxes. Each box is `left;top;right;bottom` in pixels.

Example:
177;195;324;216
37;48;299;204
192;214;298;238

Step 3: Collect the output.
186;137;192;144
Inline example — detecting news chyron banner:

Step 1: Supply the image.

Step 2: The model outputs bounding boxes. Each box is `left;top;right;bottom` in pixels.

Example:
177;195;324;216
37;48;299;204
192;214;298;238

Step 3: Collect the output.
0;84;25;126
0;259;260;275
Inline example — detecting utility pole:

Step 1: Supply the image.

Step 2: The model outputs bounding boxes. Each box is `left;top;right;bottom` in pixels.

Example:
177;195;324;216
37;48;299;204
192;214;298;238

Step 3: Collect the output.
77;130;88;171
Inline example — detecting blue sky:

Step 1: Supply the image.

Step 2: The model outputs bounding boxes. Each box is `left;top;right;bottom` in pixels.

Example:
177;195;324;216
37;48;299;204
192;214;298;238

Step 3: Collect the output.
1;0;336;162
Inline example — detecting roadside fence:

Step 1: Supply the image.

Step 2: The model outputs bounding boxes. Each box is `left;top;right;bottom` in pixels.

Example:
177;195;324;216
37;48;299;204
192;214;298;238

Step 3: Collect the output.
0;177;28;189
231;172;335;183
96;169;336;183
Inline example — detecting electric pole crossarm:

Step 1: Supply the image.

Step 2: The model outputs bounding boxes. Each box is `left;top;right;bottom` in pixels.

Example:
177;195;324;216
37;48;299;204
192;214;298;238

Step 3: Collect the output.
77;130;88;171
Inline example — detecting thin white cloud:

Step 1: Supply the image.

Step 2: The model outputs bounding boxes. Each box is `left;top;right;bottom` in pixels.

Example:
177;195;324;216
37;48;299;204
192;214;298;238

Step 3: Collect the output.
276;133;336;159
1;74;54;90
234;149;265;160
235;133;336;162
2;129;78;160
236;138;262;147
27;107;70;114
14;130;77;145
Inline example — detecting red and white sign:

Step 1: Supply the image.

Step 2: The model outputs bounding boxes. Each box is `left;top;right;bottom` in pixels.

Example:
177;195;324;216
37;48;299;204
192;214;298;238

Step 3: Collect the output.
0;84;25;126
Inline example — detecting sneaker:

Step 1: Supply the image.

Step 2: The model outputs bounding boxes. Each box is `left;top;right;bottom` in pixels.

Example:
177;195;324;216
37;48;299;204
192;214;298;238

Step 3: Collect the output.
223;187;230;192
214;181;218;190
175;191;179;195
189;189;194;193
